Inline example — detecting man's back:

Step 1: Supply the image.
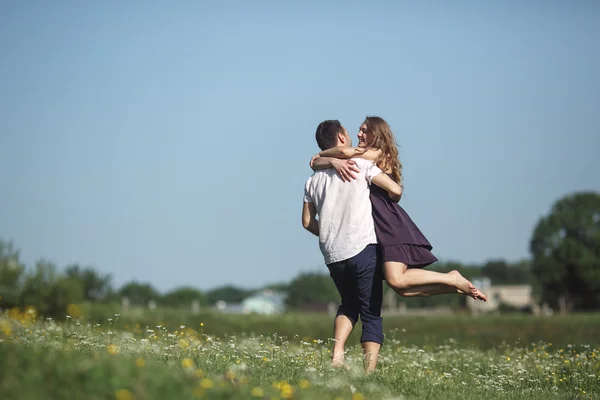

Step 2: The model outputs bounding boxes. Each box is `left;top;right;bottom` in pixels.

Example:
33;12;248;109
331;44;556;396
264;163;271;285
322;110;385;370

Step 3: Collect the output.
304;158;382;264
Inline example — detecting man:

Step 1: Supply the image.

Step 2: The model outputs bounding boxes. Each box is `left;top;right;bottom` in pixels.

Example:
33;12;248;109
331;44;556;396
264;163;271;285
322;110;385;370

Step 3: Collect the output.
302;119;402;373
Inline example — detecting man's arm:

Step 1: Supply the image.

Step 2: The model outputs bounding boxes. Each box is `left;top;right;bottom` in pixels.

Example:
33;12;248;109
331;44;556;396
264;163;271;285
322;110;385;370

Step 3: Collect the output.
302;201;319;236
371;173;403;202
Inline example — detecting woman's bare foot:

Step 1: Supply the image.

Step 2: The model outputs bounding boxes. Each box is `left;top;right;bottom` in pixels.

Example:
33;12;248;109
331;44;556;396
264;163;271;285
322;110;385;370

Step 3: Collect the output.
472;289;487;302
448;270;487;301
448;270;476;297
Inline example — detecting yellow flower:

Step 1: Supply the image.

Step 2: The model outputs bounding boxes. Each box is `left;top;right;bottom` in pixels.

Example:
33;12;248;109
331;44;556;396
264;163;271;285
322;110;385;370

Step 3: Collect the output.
225;370;236;380
352;393;365;400
299;379;310;389
0;320;12;337
179;339;189;349
182;358;194;369
280;383;294;399
506;357;511;361
115;389;133;400
107;344;119;355
200;322;204;327
200;378;213;389
251;387;264;397
67;303;82;318
194;369;204;378
135;358;145;368
262;357;269;362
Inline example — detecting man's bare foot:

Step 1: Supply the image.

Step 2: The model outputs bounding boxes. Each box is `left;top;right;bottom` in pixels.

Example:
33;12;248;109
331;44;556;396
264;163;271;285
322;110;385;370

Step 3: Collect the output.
332;359;350;370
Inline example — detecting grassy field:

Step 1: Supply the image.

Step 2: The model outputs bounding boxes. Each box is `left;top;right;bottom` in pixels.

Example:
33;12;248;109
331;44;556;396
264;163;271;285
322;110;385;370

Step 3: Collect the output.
1;307;599;399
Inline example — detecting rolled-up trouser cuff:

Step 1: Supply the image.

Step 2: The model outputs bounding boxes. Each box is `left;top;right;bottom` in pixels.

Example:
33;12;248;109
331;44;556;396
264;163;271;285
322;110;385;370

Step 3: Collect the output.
360;316;384;344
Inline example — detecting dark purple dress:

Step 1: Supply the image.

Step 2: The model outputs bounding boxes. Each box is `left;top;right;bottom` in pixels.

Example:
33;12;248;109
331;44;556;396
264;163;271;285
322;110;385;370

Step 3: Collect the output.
370;179;438;268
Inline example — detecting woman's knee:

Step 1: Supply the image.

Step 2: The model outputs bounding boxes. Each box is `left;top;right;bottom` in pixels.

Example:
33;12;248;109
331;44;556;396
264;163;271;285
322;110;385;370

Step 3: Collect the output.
386;274;408;291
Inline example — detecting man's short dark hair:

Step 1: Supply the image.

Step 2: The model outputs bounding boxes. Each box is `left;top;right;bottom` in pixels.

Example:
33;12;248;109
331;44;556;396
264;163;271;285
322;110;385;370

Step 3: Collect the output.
315;120;343;151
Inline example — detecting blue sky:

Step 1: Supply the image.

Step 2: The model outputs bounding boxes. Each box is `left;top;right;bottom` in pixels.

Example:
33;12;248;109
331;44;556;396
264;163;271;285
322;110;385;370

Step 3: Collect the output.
1;1;599;292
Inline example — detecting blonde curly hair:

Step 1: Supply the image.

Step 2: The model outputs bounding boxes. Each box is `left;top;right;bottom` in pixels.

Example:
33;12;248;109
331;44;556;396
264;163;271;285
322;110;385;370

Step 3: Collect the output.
363;116;403;185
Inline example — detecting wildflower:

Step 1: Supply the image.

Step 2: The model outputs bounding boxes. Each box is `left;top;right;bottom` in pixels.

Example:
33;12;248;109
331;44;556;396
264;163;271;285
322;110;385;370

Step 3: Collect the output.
280;383;293;399
299;379;310;389
115;389;133;400
182;358;194;369
179;339;189;349
200;322;204;327
107;344;119;355
194;369;204;378
0;320;12;337
352;393;365;400
200;378;214;389
225;370;236;380
67;304;82;318
251;387;264;397
135;358;146;368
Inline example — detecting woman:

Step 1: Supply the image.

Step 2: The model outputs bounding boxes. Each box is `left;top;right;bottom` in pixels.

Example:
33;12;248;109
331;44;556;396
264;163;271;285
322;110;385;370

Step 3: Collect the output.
311;116;486;301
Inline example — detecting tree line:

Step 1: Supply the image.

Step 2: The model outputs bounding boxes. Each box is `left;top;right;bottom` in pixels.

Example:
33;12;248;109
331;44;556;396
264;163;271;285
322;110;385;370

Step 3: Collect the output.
1;191;598;317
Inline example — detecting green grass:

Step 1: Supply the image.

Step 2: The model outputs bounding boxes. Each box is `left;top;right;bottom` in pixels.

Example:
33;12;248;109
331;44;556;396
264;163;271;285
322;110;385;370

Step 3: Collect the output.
1;309;599;399
82;304;600;349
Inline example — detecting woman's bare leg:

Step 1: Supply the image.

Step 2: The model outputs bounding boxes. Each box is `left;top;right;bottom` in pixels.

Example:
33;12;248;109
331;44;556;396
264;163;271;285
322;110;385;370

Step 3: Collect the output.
384;262;487;300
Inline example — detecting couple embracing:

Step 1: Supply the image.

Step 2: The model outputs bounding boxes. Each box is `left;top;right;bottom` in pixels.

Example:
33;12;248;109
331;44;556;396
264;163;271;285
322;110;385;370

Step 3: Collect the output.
302;117;487;373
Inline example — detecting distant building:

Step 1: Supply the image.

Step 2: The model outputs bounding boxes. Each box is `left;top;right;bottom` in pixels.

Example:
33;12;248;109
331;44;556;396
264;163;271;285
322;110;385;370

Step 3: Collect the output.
214;300;244;314
468;278;535;313
213;290;287;315
241;290;286;315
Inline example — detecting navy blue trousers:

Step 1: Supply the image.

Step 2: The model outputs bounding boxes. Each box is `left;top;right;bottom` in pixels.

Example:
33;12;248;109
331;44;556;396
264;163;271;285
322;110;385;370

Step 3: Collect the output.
327;244;384;344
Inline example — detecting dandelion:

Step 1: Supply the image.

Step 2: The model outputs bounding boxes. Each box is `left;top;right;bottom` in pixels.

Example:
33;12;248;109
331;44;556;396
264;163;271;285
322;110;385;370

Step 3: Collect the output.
0;320;12;337
280;383;294;399
299;379;310;389
182;358;194;369
200;378;214;389
251;387;264;397
115;389;133;400
107;344;119;355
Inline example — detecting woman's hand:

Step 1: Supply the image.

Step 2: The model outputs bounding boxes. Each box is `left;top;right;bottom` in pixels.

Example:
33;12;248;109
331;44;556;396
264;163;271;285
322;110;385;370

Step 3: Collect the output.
309;153;320;168
330;158;360;182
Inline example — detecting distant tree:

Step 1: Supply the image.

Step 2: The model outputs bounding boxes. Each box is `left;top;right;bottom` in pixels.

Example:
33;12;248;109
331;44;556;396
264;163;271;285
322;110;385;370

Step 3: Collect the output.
481;259;533;285
286;272;339;307
205;285;253;305
261;282;290;293
118;281;160;306
530;191;600;312
161;286;207;308
0;239;25;309
65;264;113;301
19;260;84;318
